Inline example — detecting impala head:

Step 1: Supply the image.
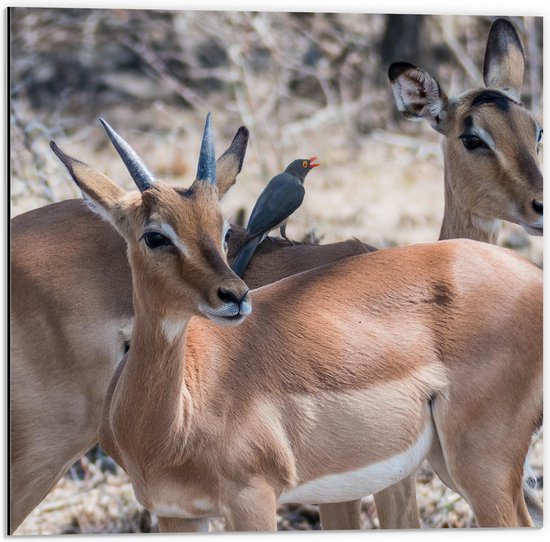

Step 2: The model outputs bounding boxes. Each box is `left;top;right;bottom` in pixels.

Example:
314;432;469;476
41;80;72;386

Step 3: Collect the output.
51;114;251;326
389;18;543;235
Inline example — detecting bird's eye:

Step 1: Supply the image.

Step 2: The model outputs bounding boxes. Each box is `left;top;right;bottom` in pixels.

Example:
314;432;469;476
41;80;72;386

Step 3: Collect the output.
142;231;173;250
302;160;308;168
538;129;543;143
460;135;488;151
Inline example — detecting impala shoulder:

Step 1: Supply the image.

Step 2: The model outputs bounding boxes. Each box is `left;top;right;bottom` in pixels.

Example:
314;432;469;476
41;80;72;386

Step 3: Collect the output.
443;239;541;286
435;237;494;259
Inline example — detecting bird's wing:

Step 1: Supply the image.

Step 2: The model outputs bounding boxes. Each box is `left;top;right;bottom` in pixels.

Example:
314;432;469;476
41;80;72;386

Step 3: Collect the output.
246;174;305;237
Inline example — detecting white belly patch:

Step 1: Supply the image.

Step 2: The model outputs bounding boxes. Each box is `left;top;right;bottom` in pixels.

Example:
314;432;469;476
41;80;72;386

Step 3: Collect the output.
151;503;194;519
278;422;433;505
150;497;216;519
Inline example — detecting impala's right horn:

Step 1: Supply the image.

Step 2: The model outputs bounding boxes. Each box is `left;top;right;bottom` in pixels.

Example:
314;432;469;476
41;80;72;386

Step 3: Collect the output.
196;112;216;185
99;118;157;192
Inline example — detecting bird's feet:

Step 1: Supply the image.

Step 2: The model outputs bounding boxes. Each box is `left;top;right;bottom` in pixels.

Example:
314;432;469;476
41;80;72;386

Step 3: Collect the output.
281;234;296;245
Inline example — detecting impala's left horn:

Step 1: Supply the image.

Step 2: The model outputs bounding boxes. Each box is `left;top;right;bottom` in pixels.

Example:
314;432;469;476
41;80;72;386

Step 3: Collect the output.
99;118;157;192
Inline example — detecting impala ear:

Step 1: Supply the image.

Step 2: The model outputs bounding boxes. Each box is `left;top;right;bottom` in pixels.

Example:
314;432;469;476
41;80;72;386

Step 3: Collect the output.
216;126;249;200
50;141;127;225
483;18;525;101
389;62;448;133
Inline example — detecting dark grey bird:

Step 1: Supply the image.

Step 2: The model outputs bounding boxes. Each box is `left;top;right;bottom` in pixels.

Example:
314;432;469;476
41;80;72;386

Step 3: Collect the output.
232;157;319;277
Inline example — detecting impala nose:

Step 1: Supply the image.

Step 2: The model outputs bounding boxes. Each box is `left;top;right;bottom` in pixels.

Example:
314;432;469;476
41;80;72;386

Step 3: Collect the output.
217;287;251;315
218;287;241;304
532;199;543;216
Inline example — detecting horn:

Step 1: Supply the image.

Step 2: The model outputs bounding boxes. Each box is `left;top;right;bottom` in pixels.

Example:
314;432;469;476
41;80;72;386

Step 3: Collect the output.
196;112;216;184
99;118;157;192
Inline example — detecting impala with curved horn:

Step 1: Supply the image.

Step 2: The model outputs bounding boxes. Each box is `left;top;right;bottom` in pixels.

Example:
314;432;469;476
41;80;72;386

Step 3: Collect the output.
45;113;541;532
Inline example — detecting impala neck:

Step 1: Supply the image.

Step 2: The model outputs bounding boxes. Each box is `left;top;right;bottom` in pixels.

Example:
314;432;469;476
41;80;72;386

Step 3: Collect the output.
114;290;195;453
438;151;501;244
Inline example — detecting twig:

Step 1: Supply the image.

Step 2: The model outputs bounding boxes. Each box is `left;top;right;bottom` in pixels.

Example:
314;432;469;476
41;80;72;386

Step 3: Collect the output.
119;36;207;111
281;95;371;141
371;129;441;158
434;17;483;87
10;101;55;202
524;17;541;113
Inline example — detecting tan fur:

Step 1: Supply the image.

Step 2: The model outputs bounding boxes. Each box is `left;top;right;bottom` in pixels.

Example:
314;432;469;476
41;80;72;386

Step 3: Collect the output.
319;501;362;530
10;187;541;532
17;137;541;531
369;475;419;529
482;18;525;101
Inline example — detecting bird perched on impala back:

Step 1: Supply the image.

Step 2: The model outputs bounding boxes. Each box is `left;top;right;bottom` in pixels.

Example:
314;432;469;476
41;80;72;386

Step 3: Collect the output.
231;157;319;277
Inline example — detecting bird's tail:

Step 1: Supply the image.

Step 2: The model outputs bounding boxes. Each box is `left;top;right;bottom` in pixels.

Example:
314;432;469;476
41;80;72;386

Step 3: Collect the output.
232;237;261;277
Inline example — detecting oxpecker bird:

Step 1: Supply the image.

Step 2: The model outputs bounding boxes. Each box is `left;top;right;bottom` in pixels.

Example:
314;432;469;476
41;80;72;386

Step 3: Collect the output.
232;157;319;277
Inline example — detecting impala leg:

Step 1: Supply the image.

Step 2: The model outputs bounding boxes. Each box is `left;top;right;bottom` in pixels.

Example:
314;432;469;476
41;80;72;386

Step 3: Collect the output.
464;473;527;527
10;324;124;532
430;437;527;526
224;478;277;532
516;490;534;527
10;421;97;533
319;500;361;530
523;483;543;527
157;516;209;532
428;429;537;527
374;475;420;528
431;402;533;527
10;458;67;533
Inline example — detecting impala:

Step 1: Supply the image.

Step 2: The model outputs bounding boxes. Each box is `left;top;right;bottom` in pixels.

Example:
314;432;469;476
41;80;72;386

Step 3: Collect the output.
50;113;542;531
389;18;542;243
9;17;542;533
321;16;544;530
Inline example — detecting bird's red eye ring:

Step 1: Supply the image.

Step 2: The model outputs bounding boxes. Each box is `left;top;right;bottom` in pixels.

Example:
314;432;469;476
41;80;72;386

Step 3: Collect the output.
302;160;308;168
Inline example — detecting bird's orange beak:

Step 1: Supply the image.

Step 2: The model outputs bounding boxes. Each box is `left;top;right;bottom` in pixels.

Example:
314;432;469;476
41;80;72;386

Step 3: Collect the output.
309;156;320;168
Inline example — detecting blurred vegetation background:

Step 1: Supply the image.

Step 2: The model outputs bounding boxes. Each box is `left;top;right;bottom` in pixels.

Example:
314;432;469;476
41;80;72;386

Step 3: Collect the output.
10;8;543;534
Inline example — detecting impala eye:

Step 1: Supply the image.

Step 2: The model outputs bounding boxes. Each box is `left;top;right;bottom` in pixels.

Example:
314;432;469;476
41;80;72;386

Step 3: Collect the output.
142;231;173;250
460;135;488;151
224;228;232;250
